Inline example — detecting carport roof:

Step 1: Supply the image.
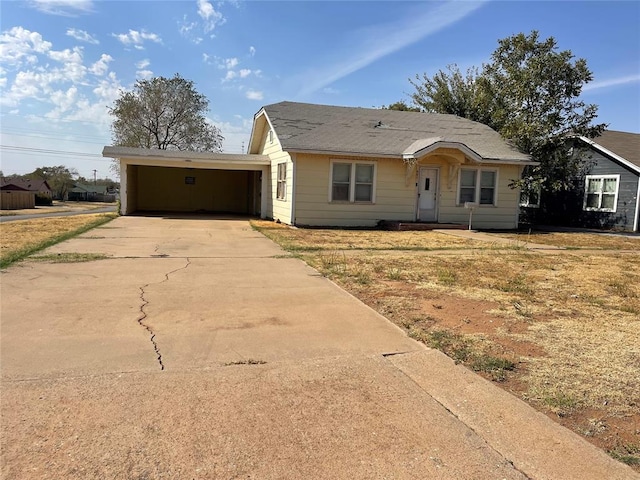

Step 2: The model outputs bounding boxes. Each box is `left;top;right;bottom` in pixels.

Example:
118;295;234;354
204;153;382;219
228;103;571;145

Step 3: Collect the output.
102;146;270;165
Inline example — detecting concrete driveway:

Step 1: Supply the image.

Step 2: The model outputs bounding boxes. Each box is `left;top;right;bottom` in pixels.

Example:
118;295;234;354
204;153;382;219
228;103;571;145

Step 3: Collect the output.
1;216;635;479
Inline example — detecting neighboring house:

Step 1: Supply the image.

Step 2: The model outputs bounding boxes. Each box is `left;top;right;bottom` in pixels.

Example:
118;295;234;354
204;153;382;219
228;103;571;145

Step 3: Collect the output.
0;178;52;206
522;130;640;232
104;101;535;229
68;183;116;202
0;180;34;209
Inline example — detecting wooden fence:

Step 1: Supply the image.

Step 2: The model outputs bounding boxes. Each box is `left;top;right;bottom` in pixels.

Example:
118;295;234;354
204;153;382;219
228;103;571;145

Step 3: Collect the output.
0;191;35;210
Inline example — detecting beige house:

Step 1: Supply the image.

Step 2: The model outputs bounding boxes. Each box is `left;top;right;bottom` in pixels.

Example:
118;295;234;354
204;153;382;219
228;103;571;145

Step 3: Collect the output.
249;102;535;229
105;101;535;229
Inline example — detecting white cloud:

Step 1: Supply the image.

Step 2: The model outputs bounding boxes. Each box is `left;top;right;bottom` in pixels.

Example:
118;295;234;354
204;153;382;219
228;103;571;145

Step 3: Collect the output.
136;59;150;69
66;28;98;44
249;46;256;56
246;89;263;101
220;57;239;69
113;29;162;50
46;85;79;118
136;69;154;79
178;16;202;44
295;1;488;97
90;54;113;76
0;27;52;66
322;87;340;94
48;46;83;64
197;0;225;32
238;69;251;78
583;74;640;92
28;0;94;16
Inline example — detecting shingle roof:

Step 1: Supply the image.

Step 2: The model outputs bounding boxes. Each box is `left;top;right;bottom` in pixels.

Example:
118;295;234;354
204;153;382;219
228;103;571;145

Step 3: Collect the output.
591;130;640;168
261;101;531;163
0;178;51;192
71;183;108;194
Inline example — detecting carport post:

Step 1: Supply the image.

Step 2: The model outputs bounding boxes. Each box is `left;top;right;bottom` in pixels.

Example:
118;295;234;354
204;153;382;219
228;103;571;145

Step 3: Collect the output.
119;159;127;215
260;165;269;219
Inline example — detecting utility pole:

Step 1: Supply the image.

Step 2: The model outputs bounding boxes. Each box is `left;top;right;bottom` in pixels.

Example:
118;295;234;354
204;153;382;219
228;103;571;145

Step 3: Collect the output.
92;169;97;185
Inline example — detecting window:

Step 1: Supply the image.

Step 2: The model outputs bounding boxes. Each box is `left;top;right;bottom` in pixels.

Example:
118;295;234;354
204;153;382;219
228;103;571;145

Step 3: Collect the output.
276;163;286;200
584;175;619;212
330;161;376;203
519;187;541;208
458;169;497;205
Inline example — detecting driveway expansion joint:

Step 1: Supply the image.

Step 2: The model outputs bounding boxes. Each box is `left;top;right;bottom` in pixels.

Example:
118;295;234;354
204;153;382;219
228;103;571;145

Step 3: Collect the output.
136;257;192;370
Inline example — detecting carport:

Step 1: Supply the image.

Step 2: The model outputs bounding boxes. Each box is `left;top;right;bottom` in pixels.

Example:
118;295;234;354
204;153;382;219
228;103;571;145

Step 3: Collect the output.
102;146;271;216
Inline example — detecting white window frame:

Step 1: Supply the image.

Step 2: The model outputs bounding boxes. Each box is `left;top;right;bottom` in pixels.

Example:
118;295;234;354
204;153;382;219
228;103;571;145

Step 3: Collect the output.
519;186;541;208
276;163;287;200
583;174;619;212
457;168;498;206
329;160;377;203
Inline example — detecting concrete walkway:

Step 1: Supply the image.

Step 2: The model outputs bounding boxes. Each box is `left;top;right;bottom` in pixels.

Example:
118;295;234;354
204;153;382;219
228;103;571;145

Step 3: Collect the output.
1;216;636;479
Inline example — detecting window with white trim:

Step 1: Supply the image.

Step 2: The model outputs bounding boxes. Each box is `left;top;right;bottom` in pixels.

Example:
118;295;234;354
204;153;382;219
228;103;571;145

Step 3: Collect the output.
458;169;497;205
276;163;286;200
583;175;619;212
330;161;376;203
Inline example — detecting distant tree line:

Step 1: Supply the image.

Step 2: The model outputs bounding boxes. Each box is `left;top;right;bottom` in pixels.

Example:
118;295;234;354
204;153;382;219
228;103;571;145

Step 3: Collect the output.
1;166;119;201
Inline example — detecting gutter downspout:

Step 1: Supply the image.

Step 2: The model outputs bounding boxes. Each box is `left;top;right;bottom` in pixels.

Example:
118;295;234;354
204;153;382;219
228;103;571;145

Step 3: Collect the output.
634;177;640;232
290;153;297;225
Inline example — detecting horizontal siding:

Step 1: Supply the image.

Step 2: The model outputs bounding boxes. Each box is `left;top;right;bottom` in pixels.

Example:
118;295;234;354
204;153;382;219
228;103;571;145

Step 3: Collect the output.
293;154;523;228
438;164;521;229
255;127;293;223
583;149;640;230
294;155;415;226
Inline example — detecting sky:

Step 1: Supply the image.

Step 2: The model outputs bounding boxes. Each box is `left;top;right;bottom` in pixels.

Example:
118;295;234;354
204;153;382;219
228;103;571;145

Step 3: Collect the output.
1;0;639;181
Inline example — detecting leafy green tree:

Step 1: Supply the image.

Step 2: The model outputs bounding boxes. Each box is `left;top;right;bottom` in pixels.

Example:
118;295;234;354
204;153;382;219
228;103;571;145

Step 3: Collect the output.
32;165;78;200
109;74;223;152
381;100;421;112
409;65;492;124
409;31;606;193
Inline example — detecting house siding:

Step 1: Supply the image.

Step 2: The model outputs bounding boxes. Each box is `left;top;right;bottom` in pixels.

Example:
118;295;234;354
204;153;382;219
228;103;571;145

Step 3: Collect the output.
293;153;523;228
256;127;292;224
582;149;640;231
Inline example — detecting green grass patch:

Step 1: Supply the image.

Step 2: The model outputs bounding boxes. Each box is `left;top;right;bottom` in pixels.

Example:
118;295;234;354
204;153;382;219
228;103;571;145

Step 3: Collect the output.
470;354;516;382
0;214;116;269
609;443;640;466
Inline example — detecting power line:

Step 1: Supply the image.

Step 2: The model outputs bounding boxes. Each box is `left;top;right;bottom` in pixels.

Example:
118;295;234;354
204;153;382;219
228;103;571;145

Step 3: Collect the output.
1;132;109;146
0;145;106;159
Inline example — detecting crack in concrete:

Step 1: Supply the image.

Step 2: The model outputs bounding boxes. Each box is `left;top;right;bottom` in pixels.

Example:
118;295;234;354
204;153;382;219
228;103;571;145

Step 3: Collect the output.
137;258;191;370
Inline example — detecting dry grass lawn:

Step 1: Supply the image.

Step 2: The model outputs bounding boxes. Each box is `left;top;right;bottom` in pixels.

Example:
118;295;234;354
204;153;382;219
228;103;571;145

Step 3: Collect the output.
487;231;640;250
1;214;115;267
253;220;640;468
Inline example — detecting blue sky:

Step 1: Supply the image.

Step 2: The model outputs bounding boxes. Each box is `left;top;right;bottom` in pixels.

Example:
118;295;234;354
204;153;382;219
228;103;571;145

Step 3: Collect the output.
1;0;639;180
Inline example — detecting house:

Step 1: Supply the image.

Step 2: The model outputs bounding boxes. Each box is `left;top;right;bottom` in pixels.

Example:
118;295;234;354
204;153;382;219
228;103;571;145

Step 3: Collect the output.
0;178;52;208
68;183;116;202
522;130;640;232
104;101;535;229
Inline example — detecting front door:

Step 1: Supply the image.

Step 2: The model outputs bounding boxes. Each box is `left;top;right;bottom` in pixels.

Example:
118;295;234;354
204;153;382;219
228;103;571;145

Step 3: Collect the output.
418;167;438;222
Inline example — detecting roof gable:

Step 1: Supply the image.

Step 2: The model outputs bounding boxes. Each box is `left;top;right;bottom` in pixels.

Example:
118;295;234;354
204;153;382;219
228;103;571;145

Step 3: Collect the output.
0;178;51;192
577;130;640;174
255;101;531;163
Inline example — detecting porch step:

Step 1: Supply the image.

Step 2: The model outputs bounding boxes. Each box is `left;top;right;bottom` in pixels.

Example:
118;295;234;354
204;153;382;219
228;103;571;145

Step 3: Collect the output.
379;221;468;231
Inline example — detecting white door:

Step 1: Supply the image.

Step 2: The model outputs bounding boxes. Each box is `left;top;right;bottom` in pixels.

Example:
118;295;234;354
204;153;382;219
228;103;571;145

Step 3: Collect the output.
418;167;438;222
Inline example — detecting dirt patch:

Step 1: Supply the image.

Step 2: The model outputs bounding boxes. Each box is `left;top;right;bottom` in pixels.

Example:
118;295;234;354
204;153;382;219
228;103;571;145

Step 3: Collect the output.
252;221;640;470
